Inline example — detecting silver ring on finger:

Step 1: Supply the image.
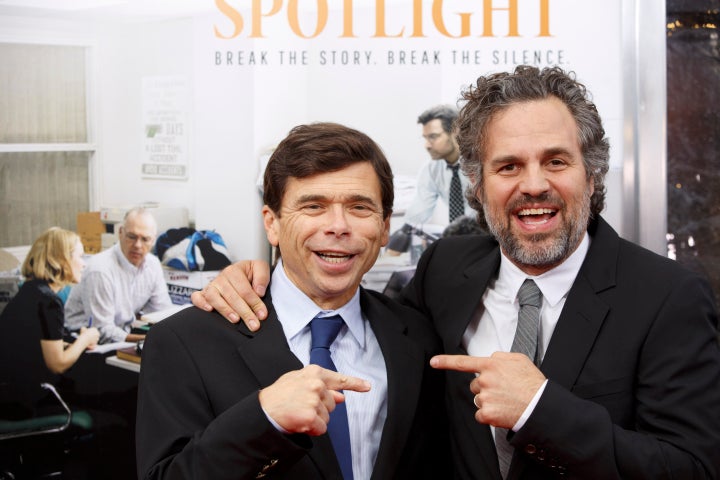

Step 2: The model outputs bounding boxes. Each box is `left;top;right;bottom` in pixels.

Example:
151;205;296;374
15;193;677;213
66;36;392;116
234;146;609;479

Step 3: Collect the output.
473;394;481;409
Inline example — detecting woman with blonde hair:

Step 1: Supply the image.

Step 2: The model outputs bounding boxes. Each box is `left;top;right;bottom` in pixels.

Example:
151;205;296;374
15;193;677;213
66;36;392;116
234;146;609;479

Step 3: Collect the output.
0;227;99;398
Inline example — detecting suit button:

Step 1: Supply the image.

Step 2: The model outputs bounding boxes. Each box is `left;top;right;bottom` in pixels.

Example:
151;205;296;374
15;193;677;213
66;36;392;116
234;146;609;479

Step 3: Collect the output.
525;444;537;455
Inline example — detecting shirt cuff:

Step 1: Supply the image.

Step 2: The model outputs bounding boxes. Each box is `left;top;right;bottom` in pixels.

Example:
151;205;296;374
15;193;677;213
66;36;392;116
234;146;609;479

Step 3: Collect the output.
262;405;290;434
512;379;548;431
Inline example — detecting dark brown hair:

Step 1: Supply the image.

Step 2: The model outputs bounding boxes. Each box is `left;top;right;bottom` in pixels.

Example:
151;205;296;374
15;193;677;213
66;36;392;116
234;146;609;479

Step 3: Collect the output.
263;122;394;219
417;104;458;133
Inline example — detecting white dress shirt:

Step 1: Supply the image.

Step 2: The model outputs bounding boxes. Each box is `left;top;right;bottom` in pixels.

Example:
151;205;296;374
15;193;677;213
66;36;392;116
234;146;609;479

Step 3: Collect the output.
403;159;473;225
270;260;388;480
463;233;590;435
64;243;172;343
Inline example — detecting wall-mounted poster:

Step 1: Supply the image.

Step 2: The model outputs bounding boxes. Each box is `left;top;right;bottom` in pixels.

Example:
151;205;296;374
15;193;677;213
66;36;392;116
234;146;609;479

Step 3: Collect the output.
189;0;626;260
141;75;189;180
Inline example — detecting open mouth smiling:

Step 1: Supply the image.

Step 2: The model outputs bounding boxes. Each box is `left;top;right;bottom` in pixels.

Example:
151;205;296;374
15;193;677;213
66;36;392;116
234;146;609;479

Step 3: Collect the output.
517;207;557;225
316;252;355;263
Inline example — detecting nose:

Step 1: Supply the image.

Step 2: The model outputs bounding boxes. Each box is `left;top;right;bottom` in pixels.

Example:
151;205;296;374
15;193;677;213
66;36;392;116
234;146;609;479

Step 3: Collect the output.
518;164;550;197
324;205;351;237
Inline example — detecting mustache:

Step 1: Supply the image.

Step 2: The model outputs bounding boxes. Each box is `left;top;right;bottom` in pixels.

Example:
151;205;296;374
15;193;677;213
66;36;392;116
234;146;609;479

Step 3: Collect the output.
506;192;564;211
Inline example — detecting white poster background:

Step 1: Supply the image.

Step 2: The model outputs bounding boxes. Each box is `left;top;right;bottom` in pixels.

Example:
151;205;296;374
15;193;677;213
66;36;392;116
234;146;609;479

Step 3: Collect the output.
192;0;624;259
202;0;622;169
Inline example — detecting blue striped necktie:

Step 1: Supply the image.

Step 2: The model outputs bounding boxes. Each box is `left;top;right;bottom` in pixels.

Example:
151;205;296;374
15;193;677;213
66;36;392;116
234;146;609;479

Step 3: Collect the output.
309;314;353;480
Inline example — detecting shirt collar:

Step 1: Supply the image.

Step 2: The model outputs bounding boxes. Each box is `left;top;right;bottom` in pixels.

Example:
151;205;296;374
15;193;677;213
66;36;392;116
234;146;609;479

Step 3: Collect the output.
270;259;365;347
498;232;590;307
446;159;461;170
112;242;145;272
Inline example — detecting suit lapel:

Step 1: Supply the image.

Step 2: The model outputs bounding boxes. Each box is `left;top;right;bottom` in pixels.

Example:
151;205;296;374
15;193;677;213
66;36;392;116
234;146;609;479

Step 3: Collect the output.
234;310;302;385
441;246;504;478
234;304;341;477
361;291;426;479
540;217;617;388
510;218;618;479
437;245;501;352
539;274;610;387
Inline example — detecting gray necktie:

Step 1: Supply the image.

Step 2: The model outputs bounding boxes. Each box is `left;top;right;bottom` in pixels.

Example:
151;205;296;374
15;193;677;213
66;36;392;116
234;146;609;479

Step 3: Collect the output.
496;279;542;478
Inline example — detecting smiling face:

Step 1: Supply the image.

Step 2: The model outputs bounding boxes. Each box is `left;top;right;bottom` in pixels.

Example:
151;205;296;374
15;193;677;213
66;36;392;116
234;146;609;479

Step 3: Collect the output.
480;97;593;275
263;162;390;309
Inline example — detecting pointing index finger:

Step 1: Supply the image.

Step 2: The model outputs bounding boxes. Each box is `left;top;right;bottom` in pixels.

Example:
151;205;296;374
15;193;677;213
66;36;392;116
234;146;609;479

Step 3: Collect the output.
430;354;489;373
322;369;371;393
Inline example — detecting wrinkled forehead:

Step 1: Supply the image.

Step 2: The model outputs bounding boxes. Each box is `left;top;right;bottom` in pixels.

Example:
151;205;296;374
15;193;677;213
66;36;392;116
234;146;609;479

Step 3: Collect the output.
283;164;383;202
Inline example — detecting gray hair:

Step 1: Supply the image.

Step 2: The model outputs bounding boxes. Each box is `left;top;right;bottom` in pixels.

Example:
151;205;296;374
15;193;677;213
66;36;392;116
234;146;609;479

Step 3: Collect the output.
123;206;157;234
456;65;610;229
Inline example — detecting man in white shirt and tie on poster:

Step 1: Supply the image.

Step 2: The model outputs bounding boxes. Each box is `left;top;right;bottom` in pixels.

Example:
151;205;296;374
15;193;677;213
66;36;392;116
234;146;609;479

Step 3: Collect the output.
403;104;472;226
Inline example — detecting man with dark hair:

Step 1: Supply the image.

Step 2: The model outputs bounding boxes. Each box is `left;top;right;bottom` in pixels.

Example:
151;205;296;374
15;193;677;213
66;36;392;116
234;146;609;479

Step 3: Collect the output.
403;104;472;226
192;66;720;479
137;122;450;480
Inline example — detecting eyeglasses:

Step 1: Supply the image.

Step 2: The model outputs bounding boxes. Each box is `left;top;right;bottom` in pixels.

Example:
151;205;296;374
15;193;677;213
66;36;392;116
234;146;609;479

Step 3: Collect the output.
422;133;444;143
124;232;154;245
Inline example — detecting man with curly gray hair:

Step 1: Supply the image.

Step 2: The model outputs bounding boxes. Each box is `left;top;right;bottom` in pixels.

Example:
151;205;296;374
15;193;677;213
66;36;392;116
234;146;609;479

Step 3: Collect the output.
193;66;720;479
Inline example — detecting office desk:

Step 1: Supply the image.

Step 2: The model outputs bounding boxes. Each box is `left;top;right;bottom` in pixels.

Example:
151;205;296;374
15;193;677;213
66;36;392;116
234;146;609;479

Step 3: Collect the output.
106;355;141;373
64;351;139;479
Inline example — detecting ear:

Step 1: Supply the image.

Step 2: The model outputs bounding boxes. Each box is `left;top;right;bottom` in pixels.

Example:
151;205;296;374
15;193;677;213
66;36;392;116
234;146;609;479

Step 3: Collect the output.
380;215;391;247
262;206;280;247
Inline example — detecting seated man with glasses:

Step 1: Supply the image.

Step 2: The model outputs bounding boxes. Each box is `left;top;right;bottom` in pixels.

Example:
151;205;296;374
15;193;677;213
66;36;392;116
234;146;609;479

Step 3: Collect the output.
65;207;172;343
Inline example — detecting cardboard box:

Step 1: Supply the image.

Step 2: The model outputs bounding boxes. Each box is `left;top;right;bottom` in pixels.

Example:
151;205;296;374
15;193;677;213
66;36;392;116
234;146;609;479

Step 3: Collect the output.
79;234;102;254
163;267;219;305
77;211;105;235
77;211;106;254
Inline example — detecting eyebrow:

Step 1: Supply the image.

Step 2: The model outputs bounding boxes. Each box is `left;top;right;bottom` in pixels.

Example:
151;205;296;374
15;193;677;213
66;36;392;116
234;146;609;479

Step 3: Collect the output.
489;146;575;166
296;193;379;206
543;147;575;159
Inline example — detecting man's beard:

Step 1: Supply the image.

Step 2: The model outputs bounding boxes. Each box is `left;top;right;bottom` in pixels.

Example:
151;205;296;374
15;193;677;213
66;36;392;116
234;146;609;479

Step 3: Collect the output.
483;189;591;270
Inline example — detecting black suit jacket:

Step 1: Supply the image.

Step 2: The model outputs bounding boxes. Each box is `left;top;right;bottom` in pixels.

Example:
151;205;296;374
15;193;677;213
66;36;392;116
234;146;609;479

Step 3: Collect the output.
136;288;451;480
401;216;720;479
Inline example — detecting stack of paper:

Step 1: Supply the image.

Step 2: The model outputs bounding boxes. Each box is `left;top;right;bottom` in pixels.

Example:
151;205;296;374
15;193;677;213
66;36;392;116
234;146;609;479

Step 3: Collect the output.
139;303;193;324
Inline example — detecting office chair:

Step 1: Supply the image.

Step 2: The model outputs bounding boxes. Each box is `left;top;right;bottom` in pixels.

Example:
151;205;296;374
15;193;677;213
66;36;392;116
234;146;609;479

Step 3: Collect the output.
0;382;93;479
